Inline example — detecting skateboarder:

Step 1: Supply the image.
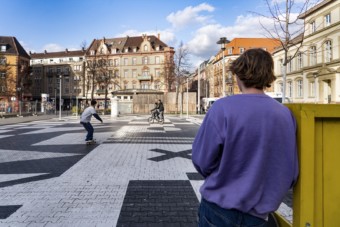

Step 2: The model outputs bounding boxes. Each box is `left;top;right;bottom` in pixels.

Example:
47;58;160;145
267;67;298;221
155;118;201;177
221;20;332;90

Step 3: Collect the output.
80;100;103;144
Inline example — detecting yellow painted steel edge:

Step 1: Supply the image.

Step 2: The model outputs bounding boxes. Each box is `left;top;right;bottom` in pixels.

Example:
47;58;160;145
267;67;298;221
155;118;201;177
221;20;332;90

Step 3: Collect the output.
274;212;292;227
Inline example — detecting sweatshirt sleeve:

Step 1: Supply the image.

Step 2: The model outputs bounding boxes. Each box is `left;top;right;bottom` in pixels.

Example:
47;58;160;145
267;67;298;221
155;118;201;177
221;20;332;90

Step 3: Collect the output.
93;113;103;122
192;110;223;178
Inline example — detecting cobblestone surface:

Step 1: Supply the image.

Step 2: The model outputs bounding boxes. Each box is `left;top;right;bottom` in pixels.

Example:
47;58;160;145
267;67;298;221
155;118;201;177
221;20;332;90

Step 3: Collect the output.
0;114;293;226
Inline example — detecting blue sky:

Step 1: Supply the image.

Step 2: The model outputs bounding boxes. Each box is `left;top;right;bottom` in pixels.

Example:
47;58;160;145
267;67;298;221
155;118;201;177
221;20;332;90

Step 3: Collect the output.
1;0;320;66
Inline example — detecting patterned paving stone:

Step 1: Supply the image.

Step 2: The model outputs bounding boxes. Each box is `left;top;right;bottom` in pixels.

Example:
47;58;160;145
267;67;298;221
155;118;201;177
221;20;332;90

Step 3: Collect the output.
0;115;293;225
117;180;198;227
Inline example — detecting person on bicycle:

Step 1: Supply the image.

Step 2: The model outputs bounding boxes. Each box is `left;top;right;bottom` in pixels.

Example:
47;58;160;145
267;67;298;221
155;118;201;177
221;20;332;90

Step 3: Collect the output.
157;99;164;120
150;100;159;119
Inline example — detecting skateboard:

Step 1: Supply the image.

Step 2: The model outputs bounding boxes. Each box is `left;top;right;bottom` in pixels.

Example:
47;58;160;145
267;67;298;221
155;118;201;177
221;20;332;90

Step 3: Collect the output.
86;140;97;145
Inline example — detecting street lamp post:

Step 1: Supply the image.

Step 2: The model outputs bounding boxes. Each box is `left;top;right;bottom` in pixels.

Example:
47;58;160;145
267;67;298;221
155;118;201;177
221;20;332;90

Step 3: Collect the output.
186;77;189;119
217;37;229;97
59;75;62;120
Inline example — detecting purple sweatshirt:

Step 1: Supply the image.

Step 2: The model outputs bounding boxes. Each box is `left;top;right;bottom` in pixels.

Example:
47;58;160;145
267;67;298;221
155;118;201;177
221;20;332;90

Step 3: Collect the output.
192;94;298;220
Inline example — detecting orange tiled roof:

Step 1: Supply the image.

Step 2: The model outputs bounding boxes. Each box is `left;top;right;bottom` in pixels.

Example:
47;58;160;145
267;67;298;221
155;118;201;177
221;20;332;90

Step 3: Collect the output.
224;38;281;55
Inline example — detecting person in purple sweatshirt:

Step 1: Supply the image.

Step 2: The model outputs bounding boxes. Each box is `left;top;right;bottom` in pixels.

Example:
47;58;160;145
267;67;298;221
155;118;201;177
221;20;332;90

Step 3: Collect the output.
192;48;298;226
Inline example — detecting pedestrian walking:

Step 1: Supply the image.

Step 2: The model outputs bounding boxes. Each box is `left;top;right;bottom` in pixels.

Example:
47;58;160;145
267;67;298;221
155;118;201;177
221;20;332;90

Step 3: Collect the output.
80;100;103;144
192;48;298;226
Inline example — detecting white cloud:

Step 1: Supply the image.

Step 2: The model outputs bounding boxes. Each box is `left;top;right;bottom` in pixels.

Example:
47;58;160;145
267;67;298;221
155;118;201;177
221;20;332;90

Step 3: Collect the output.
186;14;271;59
166;3;215;29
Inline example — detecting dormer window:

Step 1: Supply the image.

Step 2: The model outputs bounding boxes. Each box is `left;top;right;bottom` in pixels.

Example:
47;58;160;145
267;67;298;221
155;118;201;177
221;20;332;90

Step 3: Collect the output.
239;48;245;54
156;46;160;51
133;48;137;52
90;50;95;55
112;49;116;54
0;45;6;52
144;45;148;51
228;48;232;55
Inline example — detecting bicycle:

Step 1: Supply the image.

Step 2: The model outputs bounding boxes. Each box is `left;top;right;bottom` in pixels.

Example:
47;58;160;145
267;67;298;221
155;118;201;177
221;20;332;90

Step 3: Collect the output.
148;111;164;124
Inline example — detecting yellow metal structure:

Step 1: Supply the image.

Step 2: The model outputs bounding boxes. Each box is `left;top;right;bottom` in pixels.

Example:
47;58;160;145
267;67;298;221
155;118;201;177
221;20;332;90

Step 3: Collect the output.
275;104;340;227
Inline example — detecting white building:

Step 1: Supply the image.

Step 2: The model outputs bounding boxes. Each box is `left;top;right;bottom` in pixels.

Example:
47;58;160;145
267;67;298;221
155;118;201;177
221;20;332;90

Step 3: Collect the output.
272;0;340;103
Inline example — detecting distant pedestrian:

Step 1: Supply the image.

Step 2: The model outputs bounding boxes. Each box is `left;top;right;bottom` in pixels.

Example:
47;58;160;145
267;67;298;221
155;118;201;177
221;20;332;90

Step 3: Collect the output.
80;100;103;143
192;48;298;226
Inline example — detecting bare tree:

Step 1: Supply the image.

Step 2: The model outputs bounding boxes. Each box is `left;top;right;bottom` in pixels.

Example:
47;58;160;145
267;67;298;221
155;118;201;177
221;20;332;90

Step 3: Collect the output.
174;42;191;114
252;0;313;102
161;50;176;92
96;55;119;113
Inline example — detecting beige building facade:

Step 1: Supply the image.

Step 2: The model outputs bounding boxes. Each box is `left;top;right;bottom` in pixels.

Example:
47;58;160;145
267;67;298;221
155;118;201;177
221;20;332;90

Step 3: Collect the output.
30;49;86;109
272;0;340;103
85;34;174;103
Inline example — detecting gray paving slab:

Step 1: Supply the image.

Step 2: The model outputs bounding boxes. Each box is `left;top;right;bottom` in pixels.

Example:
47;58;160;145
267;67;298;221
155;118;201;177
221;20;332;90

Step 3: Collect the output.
0;114;292;226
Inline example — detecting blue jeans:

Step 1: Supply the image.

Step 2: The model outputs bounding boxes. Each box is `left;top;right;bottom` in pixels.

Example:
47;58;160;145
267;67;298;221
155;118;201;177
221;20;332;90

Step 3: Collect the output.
198;198;268;227
80;122;94;141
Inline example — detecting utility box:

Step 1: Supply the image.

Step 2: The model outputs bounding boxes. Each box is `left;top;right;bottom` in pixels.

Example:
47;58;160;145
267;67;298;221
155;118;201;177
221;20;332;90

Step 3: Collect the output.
278;104;340;227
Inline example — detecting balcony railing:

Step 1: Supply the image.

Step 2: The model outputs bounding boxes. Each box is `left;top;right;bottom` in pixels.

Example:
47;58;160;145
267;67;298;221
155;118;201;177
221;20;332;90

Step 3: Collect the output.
96;89;106;94
137;75;152;81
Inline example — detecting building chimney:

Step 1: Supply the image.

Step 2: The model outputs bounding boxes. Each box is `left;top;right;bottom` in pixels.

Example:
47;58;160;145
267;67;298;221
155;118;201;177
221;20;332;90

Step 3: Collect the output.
65;48;68;53
44;50;47;54
158;33;160;40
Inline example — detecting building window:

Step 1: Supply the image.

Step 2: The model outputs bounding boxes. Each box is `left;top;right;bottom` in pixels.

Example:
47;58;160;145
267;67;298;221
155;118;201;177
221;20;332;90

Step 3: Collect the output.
155;69;160;77
114;59;119;66
69;58;73;62
287;81;292;97
74;65;82;71
310;46;317;65
133;48;137;52
90;50;95;55
310;81;315;97
297;79;303;98
324;40;332;63
144;45;148;51
132;57;137;65
0;72;5;78
155;56;160;64
297;52;303;70
228;48;232;55
325;13;331;26
311;21;316;33
132;70;137;78
111;49;116;54
278;82;283;93
154;82;160;90
142;70;149;77
278;59;283;74
239;48;245;54
143;57;148;65
287;56;292;73
124;70;128;78
0;45;6;52
124;58;128;66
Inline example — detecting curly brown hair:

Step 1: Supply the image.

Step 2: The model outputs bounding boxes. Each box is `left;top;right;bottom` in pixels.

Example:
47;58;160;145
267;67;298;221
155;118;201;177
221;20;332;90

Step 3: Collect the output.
229;48;276;89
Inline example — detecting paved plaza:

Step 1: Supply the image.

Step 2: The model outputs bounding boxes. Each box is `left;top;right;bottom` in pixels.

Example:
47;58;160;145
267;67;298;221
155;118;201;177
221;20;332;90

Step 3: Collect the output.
0;115;292;226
